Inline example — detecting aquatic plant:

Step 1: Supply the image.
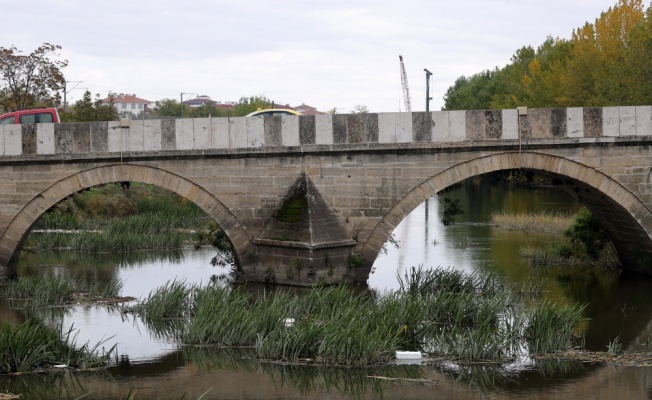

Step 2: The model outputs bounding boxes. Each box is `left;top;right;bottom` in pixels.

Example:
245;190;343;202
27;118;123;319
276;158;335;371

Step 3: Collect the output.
2;273;123;308
0;321;116;374
525;300;586;354
490;210;572;233
129;268;589;367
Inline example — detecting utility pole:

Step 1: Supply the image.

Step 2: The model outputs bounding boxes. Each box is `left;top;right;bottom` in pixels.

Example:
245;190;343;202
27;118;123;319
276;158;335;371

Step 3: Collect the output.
424;68;433;112
64;81;83;109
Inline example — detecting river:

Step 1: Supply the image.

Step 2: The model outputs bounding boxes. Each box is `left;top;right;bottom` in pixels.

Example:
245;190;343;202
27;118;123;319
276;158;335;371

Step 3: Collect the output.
4;177;652;399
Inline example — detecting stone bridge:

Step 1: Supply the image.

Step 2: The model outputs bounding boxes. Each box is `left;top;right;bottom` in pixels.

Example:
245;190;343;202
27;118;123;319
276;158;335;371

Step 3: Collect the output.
2;106;652;285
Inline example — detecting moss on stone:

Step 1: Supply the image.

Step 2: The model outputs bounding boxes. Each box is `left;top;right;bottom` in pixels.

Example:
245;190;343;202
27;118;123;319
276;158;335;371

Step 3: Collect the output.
274;196;308;224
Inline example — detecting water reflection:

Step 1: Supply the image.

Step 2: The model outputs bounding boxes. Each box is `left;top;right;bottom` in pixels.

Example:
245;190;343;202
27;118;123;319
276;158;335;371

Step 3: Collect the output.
6;177;652;399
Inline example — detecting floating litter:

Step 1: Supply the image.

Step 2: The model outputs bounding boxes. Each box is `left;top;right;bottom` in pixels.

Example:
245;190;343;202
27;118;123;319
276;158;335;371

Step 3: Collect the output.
395;351;422;360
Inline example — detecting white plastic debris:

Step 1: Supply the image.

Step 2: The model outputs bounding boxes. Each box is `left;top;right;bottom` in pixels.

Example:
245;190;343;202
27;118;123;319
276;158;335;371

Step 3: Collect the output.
395;351;422;360
283;318;295;327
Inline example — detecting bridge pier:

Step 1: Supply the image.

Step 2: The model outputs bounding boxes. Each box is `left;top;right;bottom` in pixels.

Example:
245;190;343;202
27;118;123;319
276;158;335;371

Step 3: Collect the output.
246;173;358;286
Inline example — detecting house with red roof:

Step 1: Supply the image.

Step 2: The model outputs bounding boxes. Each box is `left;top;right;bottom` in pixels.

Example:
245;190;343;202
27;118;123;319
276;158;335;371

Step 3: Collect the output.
293;103;324;115
103;93;152;117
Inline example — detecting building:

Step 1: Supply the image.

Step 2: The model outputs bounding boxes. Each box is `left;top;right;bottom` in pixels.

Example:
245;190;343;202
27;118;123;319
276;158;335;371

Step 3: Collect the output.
103;93;152;117
293;103;324;115
182;95;216;108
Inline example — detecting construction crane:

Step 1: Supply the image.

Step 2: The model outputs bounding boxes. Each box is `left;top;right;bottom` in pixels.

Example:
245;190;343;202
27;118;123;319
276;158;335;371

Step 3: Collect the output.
399;55;412;112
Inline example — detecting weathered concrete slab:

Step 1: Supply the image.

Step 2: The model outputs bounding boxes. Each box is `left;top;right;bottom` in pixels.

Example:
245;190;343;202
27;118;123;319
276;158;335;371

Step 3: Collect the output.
315;114;333;145
142;119;161;151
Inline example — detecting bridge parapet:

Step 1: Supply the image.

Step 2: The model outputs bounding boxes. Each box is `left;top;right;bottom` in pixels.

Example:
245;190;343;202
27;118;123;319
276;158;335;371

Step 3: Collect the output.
1;106;651;156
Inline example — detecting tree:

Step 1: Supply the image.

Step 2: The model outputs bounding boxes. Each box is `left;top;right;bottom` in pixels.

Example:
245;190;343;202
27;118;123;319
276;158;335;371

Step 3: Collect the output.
351;105;369;114
152;98;182;117
60;90;118;122
442;69;499;110
231;95;272;116
0;43;67;111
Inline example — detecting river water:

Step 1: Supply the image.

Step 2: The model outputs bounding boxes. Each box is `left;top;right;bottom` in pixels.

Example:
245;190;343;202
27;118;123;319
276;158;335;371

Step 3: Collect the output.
4;177;652;399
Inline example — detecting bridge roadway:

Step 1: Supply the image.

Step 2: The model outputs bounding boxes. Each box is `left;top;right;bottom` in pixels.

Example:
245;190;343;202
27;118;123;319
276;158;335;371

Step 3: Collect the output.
1;106;652;285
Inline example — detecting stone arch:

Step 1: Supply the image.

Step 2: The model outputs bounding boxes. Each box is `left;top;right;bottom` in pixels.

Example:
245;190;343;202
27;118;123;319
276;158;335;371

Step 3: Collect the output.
361;151;652;276
0;164;252;277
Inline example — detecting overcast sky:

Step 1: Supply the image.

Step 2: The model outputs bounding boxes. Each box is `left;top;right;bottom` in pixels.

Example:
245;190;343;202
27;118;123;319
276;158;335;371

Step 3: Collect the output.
6;0;620;113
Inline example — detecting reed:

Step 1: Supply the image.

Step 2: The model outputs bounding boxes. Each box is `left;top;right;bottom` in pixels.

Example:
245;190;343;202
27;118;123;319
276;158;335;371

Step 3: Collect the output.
27;229;188;253
129;279;196;320
0;321;116;374
129;268;589;366
525;300;586;354
489;210;572;233
2;273;123;308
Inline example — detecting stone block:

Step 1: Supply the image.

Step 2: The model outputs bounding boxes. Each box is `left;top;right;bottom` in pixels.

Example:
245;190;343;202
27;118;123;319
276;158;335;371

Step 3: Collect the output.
465;110;484;140
620;106;636;136
530;108;551;138
4;125;22;155
210;117;230;148
21;124;37;154
636;106;652;136
395;112;412;143
142;119;161;151
315;114;333;145
226;117;246;148
567;107;583;137
128;120;144;151
160;119;176;150
448;111;466;141
107;121;123;152
432;111;449;142
584;107;603;137
332;114;347;144
501;109;518;139
175;119;194;150
484;110;502;139
193;118;211;149
90;121;109;152
412;112;431;142
378;113;397;143
246;116;264;147
603;108;620;136
281;115;300;146
299;115;316;145
550;108;567;137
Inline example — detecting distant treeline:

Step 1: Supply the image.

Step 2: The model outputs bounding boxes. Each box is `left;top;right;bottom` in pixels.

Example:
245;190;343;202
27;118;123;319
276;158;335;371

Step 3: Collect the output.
443;0;652;110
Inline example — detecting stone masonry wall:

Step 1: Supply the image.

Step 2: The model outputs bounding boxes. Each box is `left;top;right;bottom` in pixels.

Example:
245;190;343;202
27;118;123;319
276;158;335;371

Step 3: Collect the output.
2;107;652;156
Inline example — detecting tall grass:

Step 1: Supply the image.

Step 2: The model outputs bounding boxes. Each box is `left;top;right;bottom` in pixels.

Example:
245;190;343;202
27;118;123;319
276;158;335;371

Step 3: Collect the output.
129;268;588;366
490;210;572;233
27;182;212;253
0;321;116;374
1;273;123;308
525;300;586;354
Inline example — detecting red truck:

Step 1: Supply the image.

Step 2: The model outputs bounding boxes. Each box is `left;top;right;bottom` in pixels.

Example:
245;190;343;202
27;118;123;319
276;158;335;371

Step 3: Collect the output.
0;107;60;124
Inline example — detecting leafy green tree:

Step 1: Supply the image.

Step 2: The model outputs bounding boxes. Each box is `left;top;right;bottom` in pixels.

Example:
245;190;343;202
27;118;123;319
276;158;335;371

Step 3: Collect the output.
443;0;652;109
0;43;67;111
564;207;609;260
442;69;499;110
152;98;182;117
231;95;272;116
190;102;226;118
60;91;118;122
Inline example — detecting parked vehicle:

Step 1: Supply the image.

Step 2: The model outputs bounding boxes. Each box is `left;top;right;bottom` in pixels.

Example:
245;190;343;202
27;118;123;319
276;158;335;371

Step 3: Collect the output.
246;108;302;117
0;108;60;124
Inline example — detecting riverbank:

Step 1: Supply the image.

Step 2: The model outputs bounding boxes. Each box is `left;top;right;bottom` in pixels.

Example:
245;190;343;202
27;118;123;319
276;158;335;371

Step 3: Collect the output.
489;207;620;269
